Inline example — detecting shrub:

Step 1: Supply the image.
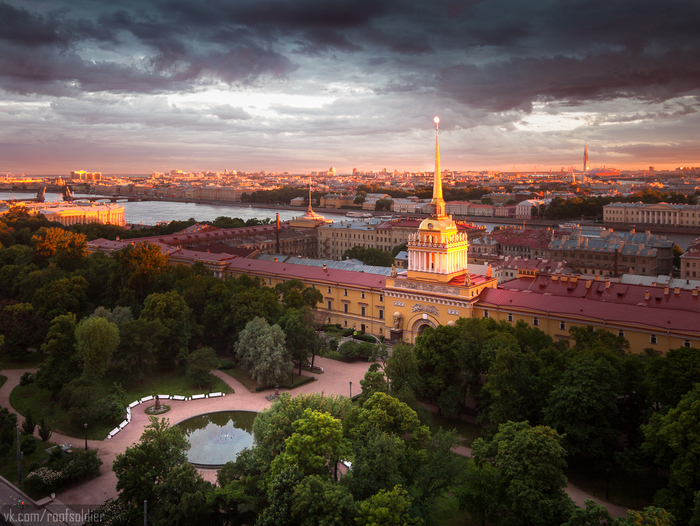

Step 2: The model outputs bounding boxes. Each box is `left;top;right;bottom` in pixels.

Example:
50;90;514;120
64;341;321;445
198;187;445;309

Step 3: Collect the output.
24;467;63;494
328;338;339;352
19;372;34;386
21;409;36;436
20;434;37;455
57;449;102;484
338;341;362;360
38;417;52;442
342;328;354;337
353;332;377;343
218;360;237;370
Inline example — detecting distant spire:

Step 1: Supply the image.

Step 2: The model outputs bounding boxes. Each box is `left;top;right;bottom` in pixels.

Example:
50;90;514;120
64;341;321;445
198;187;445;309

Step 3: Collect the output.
583;144;589;172
432;117;446;217
307;178;313;214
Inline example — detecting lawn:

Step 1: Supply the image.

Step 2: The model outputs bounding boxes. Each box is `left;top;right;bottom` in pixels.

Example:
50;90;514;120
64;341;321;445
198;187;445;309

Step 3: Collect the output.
432;493;480;526
0;375;6;390
10;369;233;440
565;462;666;511
320;350;346;362
219;367;315;392
430;414;482;447
0;352;47;369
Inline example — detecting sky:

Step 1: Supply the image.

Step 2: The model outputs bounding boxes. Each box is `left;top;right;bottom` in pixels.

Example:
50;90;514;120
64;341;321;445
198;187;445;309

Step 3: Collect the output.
1;0;699;175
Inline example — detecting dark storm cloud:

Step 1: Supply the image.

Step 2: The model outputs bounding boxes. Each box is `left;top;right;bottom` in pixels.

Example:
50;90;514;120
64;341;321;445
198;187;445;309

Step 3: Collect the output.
0;2;116;48
2;0;700;109
438;46;700;112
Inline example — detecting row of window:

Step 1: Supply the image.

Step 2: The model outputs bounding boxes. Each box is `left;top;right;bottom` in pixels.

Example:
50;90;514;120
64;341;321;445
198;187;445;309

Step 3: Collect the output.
482;310;693;348
327;299;384;319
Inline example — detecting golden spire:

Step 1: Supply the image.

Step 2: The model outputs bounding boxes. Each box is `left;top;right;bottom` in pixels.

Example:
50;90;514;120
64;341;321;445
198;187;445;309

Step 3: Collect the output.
432;116;446;217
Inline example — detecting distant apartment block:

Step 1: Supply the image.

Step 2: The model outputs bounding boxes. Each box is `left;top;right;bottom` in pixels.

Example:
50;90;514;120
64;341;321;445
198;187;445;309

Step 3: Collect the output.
10;202;125;227
603;202;700;226
681;238;700;280
320;194;355;209
547;226;673;276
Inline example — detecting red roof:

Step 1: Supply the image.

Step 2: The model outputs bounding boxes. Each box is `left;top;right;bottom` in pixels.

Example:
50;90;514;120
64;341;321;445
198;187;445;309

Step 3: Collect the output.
486;275;700;334
226;258;387;290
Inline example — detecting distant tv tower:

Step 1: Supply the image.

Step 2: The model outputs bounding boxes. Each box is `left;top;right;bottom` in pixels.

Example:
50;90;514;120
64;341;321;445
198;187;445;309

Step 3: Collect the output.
583;144;589;172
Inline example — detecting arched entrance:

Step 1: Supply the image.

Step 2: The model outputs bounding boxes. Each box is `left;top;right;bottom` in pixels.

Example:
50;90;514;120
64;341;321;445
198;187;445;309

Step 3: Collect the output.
412;318;436;337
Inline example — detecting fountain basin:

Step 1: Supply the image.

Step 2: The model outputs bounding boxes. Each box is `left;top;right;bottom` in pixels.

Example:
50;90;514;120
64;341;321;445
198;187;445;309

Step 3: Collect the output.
175;410;257;468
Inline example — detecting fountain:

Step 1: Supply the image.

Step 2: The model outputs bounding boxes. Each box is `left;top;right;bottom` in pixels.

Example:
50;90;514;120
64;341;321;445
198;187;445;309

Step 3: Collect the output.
175;410;257;468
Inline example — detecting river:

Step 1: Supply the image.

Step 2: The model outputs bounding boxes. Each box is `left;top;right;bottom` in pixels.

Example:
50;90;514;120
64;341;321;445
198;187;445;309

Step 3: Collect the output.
1;191;698;250
0;192;348;226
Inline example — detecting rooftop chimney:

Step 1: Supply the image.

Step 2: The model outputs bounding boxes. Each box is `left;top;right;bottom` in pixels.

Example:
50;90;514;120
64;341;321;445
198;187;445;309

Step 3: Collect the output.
674;287;681;295
664;286;670;295
645;290;650;300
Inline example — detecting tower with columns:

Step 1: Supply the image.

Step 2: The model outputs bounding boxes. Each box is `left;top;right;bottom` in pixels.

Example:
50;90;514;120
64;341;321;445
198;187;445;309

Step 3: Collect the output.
406;117;471;284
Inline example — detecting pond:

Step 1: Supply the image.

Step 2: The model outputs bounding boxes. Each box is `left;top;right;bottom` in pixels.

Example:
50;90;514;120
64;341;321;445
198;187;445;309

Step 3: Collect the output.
175;410;257;468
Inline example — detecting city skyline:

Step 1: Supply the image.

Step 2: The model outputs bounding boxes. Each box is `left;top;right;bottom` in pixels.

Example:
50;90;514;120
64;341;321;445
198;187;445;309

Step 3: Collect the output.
1;0;699;175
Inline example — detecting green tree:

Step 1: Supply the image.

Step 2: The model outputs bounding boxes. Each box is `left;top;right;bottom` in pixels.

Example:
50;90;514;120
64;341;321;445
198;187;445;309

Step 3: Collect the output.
480;334;534;425
256;466;303;526
414;324;466;415
36;313;81;400
647;347;700;408
112;318;165;381
278;308;319;376
21;409;36;435
543;358;620;460
32;276;90;321
271;409;347;479
89;306;134;328
356;485;422;526
110;241;169;305
153;463;216;526
374;199;394;212
0;407;17;456
384;342;420;396
562;499;616;525
75;316;120;379
344;429;408;501
642;384;700;522
0;301;47;359
31;227;88;270
341;246;393;267
140;291;194;367
235;317;291;386
345;392;430;445
187;346;219;389
358;370;388;405
290;474;356;526
253;393;353;470
457;460;505;526
472;421;574;526
112;417;190;508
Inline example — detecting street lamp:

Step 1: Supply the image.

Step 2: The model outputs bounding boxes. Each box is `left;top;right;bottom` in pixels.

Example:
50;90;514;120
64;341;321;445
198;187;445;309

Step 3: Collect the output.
349;381;352;398
84;423;88;450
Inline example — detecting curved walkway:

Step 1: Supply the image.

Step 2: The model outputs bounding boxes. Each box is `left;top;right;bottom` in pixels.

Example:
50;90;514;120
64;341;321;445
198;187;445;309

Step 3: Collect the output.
1;360;629;518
